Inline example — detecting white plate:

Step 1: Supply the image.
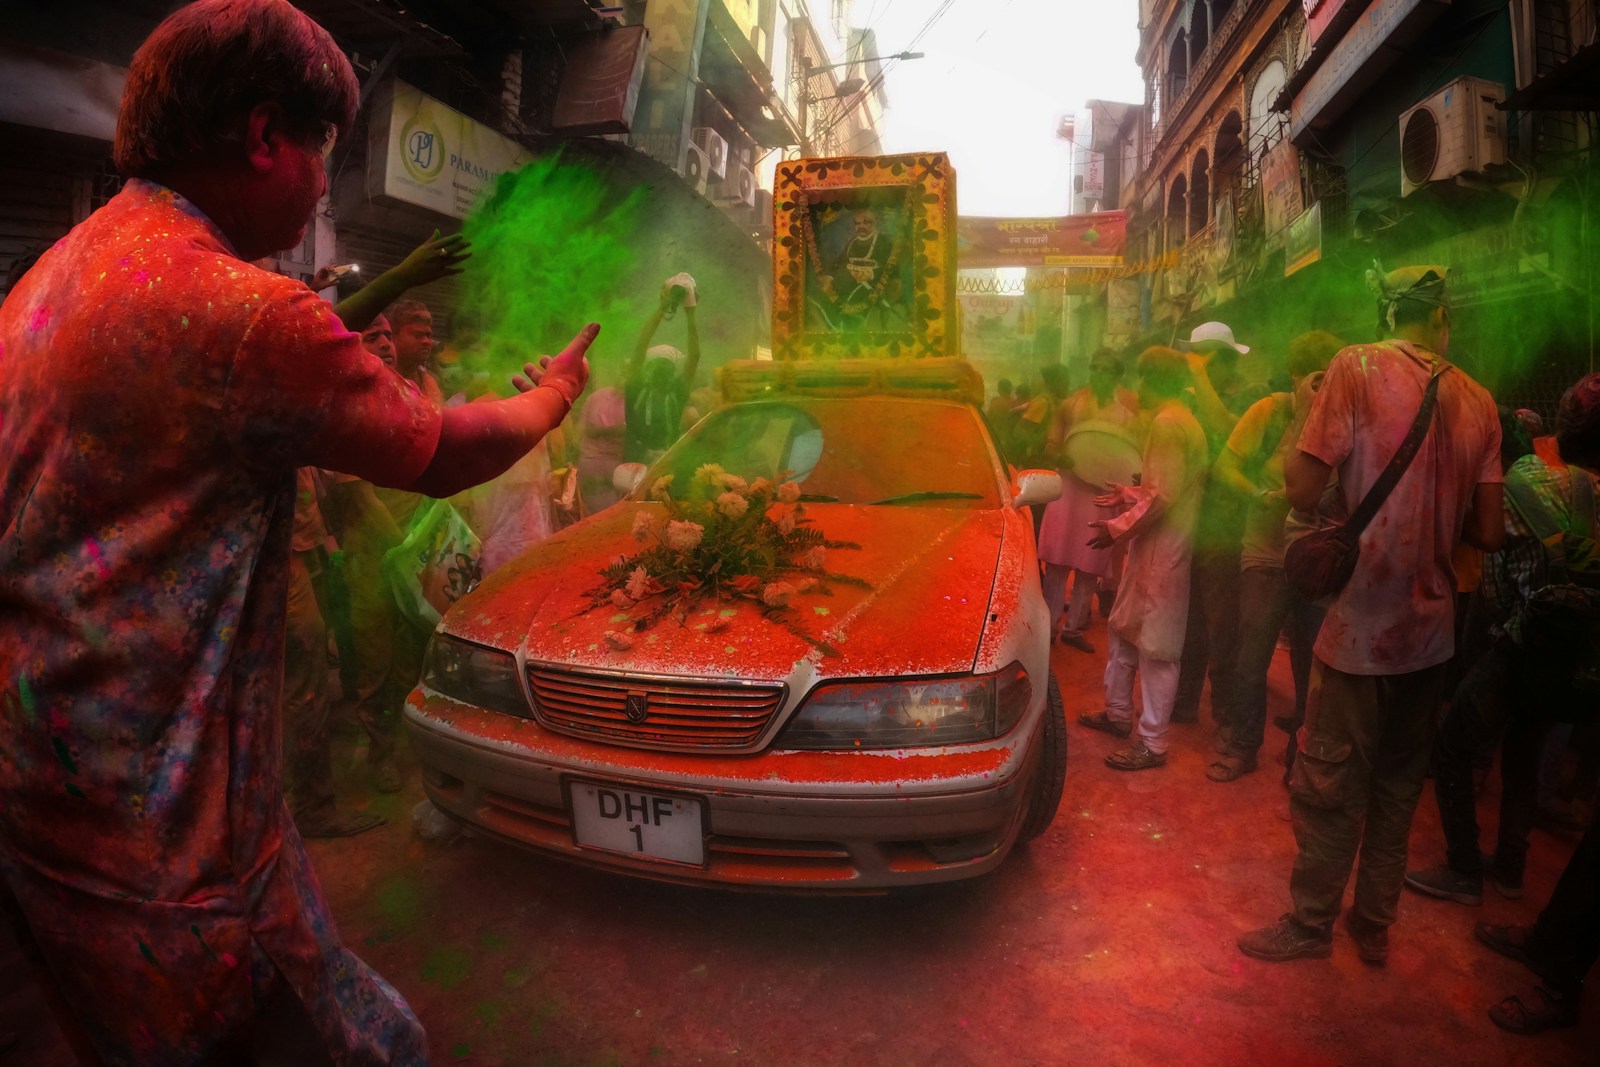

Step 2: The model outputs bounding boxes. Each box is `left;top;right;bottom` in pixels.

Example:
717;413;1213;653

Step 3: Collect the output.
568;780;706;866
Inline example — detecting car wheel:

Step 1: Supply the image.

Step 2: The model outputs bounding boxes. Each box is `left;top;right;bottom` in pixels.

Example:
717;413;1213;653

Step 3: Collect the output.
1018;673;1067;842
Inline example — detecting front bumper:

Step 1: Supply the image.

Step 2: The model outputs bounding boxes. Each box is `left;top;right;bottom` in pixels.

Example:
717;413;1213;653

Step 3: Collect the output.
404;693;1040;891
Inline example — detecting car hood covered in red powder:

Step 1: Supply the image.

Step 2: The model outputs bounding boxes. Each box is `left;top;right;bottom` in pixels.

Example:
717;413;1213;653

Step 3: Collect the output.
439;501;1010;681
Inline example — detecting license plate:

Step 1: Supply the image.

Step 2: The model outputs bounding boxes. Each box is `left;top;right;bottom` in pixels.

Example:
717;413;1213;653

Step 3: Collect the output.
568;780;706;866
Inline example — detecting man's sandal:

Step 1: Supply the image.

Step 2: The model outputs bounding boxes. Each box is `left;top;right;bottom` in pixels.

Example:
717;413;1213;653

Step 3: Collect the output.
1078;711;1132;738
1106;743;1167;771
1207;753;1258;782
1489;987;1578;1034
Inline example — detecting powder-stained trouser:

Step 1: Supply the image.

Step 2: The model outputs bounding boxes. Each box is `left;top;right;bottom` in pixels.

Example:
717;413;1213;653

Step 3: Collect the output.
1289;659;1447;931
1042;565;1099;638
1229;565;1323;757
1105;631;1182;755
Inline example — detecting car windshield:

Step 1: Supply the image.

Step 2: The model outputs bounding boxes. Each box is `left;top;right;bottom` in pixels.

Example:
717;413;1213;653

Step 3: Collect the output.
649;397;1001;507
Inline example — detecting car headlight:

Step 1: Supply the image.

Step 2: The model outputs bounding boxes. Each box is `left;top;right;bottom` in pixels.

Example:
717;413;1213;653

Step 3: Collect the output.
421;633;527;716
777;663;1032;750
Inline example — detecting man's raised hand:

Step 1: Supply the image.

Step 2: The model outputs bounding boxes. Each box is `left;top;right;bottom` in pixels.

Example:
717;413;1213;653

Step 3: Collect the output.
395;230;472;289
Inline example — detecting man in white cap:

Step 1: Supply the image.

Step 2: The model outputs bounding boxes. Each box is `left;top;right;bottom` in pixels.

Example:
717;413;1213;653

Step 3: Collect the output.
626;273;701;463
1239;264;1504;967
1171;320;1251;733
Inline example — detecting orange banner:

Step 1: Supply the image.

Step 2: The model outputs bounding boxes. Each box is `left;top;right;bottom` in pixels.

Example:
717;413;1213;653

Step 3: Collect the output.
956;212;1127;268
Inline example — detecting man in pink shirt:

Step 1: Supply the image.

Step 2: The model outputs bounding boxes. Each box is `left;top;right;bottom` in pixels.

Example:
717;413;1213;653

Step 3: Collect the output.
0;2;595;1061
1238;266;1504;966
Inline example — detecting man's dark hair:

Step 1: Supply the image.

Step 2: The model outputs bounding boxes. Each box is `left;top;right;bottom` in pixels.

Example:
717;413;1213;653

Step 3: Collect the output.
1137;346;1190;399
1389;299;1439;330
997;378;1013;396
1040;364;1070;399
1286;330;1343;380
1089;347;1124;371
387;298;431;330
114;0;358;179
1556;373;1600;470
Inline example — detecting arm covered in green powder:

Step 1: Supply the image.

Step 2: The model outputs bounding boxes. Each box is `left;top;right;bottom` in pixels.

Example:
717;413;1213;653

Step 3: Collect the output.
406;324;598;497
332;231;471;332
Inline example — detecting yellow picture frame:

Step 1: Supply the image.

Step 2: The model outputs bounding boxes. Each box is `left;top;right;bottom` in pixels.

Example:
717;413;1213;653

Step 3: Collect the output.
771;152;958;360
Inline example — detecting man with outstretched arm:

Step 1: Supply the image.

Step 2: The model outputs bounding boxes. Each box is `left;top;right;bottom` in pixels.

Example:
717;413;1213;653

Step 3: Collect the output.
0;2;594;1062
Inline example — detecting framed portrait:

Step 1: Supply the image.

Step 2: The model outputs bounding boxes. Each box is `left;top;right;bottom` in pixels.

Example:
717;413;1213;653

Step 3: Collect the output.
772;152;957;360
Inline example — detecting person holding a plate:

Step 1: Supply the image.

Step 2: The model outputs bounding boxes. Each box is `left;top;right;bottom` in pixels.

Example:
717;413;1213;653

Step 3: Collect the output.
1039;349;1140;653
1079;348;1209;771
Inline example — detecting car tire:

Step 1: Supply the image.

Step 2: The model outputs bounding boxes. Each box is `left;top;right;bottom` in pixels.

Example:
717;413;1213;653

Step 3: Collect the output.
1018;673;1067;842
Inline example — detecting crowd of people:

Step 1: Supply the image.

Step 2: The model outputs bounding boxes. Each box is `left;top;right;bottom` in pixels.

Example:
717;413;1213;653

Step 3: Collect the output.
1001;268;1600;1034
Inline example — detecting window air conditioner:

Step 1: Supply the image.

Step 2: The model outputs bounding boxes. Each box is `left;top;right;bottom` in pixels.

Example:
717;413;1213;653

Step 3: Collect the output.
682;143;711;196
690;127;729;179
1398;77;1505;198
715;164;757;207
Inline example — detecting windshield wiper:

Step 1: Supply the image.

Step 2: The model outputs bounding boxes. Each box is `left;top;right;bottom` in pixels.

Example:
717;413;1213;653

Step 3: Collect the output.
868;491;983;506
798;493;839;502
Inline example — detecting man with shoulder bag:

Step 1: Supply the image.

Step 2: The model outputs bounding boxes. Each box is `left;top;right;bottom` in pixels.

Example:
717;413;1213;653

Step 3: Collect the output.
1239;266;1505;966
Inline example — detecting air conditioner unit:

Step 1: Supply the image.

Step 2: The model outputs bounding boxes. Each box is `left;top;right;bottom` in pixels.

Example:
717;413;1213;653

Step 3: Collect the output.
753;188;774;233
1398;77;1506;197
681;143;711;196
714;164;757;207
690;126;728;179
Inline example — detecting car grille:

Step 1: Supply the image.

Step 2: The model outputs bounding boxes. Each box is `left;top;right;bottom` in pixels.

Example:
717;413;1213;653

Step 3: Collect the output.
526;665;786;751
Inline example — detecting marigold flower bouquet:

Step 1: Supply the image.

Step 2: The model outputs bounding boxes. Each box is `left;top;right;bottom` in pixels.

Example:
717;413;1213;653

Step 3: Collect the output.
590;464;862;653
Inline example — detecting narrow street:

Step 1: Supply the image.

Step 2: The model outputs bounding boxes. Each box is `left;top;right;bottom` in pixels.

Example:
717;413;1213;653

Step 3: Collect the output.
281;623;1593;1066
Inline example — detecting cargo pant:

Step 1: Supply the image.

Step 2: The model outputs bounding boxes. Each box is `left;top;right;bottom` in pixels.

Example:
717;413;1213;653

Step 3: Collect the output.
1288;658;1447;931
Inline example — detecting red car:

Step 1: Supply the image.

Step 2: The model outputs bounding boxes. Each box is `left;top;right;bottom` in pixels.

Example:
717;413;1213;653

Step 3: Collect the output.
405;362;1066;890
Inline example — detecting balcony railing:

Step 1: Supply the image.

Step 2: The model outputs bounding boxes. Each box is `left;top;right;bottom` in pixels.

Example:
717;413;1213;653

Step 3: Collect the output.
1163;0;1251;139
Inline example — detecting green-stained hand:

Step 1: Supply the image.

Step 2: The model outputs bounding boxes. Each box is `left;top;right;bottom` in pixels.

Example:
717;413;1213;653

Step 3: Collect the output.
395;229;472;288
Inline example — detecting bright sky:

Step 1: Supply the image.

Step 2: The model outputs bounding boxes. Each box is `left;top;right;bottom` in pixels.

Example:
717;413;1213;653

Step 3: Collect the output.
854;0;1145;217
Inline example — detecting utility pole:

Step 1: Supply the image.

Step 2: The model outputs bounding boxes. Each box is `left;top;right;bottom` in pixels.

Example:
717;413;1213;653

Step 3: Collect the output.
798;56;813;156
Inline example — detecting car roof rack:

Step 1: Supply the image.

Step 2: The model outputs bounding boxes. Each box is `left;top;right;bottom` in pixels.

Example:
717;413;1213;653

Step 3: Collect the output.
718;358;983;406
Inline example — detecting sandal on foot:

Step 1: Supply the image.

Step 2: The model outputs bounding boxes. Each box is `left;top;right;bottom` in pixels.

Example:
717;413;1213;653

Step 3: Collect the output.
1489;986;1579;1034
1106;743;1167;771
1207;753;1258;782
1078;711;1132;738
298;809;386;839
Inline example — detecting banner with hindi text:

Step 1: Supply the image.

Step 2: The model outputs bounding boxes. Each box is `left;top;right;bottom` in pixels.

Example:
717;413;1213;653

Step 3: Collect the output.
957;212;1127;268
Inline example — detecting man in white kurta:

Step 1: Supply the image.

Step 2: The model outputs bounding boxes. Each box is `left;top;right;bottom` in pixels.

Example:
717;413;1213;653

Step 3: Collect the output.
1079;348;1209;769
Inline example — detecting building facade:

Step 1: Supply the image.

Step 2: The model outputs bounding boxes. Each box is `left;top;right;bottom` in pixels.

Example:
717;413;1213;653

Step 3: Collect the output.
1118;0;1597;412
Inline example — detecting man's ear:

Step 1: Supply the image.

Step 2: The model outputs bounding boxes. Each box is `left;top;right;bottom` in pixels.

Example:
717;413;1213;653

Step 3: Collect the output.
243;102;287;175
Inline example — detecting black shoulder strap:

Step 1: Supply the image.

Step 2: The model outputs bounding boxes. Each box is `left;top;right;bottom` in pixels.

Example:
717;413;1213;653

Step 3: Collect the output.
1346;361;1448;537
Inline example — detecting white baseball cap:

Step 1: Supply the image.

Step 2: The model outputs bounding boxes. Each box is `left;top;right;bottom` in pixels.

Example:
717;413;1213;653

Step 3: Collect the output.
646;344;685;368
1185;321;1250;354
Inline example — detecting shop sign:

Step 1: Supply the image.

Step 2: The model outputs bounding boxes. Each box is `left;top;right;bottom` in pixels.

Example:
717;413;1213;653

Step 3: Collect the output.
1083;153;1105;200
367;79;532;220
957;212;1127;268
1285;201;1323;276
1260;139;1303;248
959;292;1030;358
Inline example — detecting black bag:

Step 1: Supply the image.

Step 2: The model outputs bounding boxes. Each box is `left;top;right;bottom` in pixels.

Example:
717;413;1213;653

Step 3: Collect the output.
1283;361;1446;601
1506;468;1600;696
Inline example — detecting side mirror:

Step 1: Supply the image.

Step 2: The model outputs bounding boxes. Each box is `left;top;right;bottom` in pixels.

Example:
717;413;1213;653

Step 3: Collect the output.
613;462;648;497
1011;469;1062;508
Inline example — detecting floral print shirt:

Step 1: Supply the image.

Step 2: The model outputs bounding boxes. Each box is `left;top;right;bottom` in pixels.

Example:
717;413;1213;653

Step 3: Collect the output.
0;180;441;1064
